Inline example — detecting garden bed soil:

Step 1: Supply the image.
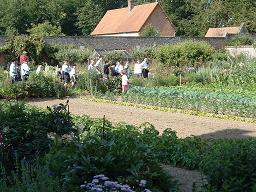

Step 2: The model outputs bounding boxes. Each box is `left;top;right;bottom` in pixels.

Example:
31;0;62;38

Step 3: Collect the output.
28;97;256;139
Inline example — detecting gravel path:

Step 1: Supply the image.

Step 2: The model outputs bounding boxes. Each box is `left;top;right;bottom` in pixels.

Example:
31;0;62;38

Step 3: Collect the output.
28;97;256;139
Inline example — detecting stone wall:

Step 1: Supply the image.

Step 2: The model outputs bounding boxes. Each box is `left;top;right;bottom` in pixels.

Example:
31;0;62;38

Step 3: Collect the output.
44;36;226;50
0;36;226;50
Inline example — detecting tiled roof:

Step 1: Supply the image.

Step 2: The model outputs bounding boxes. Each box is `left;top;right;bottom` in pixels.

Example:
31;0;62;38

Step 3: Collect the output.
205;26;242;37
91;2;159;36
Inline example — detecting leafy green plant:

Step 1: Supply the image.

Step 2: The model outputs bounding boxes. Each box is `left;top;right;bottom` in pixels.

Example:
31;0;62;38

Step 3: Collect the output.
27;21;64;37
0;161;62;192
0;35;57;64
0;73;68;99
155;40;214;69
55;47;91;64
140;24;160;37
227;34;255;46
0;101;75;174
124;85;256;118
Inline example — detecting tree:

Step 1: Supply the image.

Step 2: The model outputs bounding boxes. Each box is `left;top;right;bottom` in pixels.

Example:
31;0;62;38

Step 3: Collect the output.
140;24;160;37
76;0;104;36
27;22;64;36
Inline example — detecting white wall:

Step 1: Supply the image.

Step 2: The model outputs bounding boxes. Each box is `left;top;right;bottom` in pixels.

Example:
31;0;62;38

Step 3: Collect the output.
225;46;256;58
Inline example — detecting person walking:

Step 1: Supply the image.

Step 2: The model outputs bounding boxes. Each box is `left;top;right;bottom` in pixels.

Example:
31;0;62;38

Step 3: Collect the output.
141;58;149;78
9;60;18;83
121;70;129;93
124;61;131;79
88;59;95;71
134;60;142;78
115;61;123;76
19;51;28;64
69;64;77;86
62;61;70;86
20;62;30;81
103;61;110;80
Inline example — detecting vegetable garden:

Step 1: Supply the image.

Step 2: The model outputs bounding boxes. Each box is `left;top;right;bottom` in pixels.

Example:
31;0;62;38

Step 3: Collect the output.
1;35;256;191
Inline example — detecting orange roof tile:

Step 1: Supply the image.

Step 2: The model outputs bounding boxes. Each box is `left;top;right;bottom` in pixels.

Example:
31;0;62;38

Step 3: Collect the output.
91;2;159;36
205;26;242;37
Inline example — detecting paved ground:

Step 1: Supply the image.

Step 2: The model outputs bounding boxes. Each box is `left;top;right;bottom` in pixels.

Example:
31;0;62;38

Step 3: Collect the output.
28;97;256;139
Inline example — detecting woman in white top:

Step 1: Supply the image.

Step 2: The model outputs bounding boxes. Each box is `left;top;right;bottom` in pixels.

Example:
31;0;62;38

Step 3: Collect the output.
134;60;142;78
115;62;123;75
9;60;18;83
21;62;30;81
69;65;76;86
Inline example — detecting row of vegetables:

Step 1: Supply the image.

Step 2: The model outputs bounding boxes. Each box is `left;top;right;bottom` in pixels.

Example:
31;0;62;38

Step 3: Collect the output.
124;86;256;118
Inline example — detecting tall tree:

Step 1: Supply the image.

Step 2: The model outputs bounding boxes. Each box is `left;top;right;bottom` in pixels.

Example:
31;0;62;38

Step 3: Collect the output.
76;0;104;35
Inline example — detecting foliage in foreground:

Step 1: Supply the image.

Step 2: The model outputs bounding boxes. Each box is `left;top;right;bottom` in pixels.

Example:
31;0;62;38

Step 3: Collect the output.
1;101;256;192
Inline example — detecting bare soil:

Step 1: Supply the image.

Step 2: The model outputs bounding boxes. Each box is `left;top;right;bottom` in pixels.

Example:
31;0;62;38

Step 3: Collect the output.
28;97;256;139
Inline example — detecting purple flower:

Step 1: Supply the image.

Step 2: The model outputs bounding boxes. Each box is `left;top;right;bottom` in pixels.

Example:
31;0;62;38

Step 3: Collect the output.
92;179;99;183
139;180;147;188
93;174;105;179
80;184;86;189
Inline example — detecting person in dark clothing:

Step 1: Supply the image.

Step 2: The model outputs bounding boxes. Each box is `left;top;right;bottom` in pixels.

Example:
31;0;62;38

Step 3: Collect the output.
110;63;117;77
103;62;110;80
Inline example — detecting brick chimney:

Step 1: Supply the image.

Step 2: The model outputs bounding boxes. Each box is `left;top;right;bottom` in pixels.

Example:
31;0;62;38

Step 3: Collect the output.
128;0;133;11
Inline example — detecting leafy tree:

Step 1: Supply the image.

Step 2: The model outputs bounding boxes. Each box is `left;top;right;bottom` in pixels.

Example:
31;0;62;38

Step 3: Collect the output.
76;0;104;35
27;22;64;36
140;24;160;37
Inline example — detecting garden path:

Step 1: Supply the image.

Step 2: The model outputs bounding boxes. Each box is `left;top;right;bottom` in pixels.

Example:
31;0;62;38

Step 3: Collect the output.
28;97;256;139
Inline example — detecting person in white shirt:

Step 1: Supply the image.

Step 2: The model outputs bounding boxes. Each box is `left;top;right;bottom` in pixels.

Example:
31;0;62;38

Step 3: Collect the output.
69;65;77;86
88;60;95;71
115;61;123;75
121;70;129;93
134;60;142;78
9;60;18;83
141;58;149;78
20;62;30;81
61;61;70;86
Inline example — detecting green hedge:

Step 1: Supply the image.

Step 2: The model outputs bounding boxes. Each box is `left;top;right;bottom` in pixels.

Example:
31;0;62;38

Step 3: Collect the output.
155;40;214;69
0;73;67;99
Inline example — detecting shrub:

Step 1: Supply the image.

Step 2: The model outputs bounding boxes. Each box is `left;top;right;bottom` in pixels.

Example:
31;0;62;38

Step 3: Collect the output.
0;73;67;99
0;35;57;64
0;161;62;192
131;47;155;61
201;139;256;192
46;120;178;192
155;40;214;69
140;24;160;37
55;47;91;64
103;50;129;63
153;74;178;87
0;101;75;175
227;34;255;46
27;21;64;37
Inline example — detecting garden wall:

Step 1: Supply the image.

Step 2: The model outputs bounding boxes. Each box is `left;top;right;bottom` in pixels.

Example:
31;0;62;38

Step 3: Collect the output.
0;36;226;50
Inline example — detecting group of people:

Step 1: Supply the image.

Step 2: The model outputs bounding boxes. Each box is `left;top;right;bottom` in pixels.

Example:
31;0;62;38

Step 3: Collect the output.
58;61;77;87
9;51;30;83
9;51;150;93
87;57;149;92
